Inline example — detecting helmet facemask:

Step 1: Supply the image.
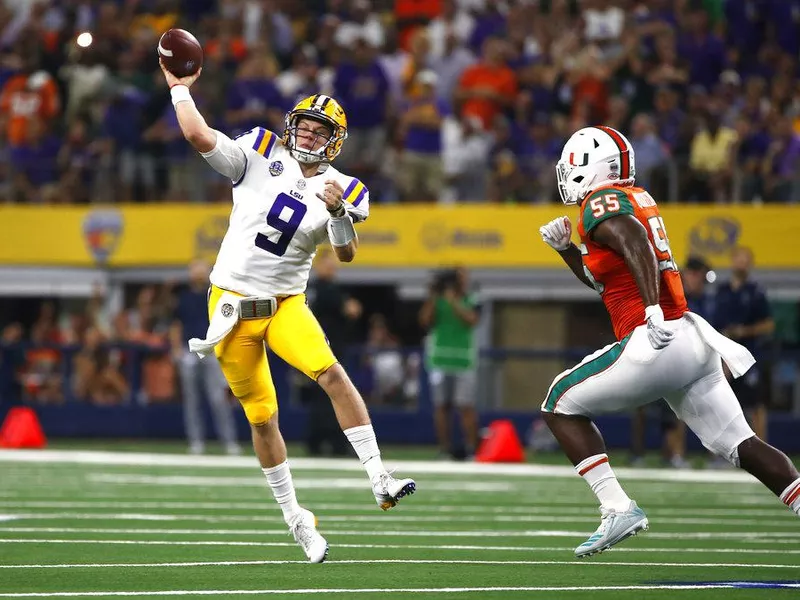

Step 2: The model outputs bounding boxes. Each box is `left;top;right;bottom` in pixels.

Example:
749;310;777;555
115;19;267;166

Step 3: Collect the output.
556;160;596;206
285;112;347;164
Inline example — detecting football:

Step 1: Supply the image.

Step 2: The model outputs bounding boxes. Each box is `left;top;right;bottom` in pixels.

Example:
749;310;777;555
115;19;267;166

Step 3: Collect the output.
157;28;203;78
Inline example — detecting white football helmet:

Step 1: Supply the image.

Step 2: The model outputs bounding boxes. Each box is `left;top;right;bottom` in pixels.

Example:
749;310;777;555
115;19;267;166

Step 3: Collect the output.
556;126;636;205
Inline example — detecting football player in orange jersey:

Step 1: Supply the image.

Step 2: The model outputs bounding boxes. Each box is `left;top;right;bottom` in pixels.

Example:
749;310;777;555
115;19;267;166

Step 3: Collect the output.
538;126;800;558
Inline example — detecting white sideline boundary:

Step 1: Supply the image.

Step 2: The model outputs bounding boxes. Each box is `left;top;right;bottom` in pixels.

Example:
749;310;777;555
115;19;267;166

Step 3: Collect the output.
1;584;799;597
1;539;799;555
0;449;760;483
0;501;791;518
0;511;790;527
1;559;798;570
0;526;796;541
85;474;511;492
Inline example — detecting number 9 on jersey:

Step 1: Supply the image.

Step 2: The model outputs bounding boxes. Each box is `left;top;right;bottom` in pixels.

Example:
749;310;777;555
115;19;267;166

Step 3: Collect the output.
255;193;307;257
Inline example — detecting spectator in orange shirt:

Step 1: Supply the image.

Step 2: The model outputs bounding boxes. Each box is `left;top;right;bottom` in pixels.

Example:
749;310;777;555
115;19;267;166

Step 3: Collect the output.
130;316;175;404
454;37;517;130
400;29;433;101
125;285;175;404
395;0;442;51
22;302;64;404
569;46;610;126
72;327;129;407
0;59;60;147
204;18;249;65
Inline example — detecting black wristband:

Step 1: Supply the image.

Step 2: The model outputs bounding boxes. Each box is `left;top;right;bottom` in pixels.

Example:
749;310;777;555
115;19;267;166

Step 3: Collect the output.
328;202;346;218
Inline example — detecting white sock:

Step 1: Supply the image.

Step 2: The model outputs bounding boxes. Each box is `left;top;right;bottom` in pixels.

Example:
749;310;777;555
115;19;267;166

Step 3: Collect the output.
344;424;385;480
779;477;800;516
262;461;302;525
575;453;632;512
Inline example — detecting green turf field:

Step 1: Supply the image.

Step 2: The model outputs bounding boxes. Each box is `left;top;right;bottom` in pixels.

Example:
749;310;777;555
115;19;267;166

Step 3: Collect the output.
0;446;798;599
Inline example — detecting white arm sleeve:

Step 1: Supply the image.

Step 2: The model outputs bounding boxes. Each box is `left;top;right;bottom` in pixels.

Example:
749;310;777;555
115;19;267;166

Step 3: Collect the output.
200;129;248;183
327;213;357;247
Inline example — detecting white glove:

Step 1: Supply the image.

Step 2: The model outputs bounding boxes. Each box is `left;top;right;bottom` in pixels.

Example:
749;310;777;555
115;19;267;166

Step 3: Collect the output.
539;216;572;251
644;305;675;350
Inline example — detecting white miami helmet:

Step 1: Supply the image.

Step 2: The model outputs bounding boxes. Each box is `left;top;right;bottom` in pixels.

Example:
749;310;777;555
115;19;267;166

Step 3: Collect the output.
556;125;636;205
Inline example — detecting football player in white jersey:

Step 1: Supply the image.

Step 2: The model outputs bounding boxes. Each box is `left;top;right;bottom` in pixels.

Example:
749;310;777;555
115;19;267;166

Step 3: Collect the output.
161;60;416;564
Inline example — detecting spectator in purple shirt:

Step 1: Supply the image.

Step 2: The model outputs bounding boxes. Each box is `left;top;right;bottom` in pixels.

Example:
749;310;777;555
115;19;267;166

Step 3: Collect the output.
467;3;506;56
739;42;781;82
629;113;669;195
58;117;104;204
180;0;216;21
652;86;684;153
677;7;727;91
724;0;764;62
8;116;60;202
734;116;771;202
735;76;770;128
156;104;195;201
333;36;390;190
510;114;561;203
397;70;447;202
225;52;286;138
762;116;800;203
766;0;800;57
632;0;678;48
101;86;155;203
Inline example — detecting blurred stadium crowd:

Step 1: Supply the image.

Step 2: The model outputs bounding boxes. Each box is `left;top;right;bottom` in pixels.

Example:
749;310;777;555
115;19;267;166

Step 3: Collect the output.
0;259;423;409
1;0;799;420
0;0;797;205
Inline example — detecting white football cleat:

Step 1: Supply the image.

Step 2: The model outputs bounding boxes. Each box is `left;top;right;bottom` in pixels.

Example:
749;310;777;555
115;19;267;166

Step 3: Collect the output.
575;501;649;558
371;471;416;511
289;508;328;563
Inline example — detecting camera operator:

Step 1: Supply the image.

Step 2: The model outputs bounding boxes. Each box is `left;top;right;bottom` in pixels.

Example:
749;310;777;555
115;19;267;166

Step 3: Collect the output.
419;267;480;460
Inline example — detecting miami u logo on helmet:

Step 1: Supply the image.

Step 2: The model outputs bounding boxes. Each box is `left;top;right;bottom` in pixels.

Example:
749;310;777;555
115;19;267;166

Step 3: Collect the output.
569;153;590;167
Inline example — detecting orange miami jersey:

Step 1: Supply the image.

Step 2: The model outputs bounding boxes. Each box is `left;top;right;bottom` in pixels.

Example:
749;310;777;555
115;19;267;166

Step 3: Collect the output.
577;185;688;341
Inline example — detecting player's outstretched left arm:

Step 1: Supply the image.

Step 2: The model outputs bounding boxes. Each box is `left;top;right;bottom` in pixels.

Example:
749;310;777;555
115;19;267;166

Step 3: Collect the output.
592;216;674;349
318;180;358;262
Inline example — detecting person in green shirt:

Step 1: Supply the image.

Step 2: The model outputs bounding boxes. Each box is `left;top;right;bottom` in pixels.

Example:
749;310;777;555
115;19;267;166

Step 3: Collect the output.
419;267;480;459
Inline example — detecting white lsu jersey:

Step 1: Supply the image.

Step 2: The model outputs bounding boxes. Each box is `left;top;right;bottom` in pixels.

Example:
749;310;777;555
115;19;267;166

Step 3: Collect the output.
209;127;370;298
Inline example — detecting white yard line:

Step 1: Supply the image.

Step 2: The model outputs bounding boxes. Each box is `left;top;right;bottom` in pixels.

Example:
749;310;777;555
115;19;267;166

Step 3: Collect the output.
0;559;798;570
85;474;512;493
0;501;790;519
0;490;777;506
0;538;798;555
0;584;799;597
0;526;796;541
0;512;789;528
0;449;761;483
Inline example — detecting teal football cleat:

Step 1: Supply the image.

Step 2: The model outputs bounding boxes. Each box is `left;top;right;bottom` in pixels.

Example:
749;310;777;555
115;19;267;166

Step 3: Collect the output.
575;501;648;558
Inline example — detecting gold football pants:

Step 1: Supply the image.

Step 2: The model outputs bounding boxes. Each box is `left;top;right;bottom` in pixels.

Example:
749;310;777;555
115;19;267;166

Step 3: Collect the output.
208;285;338;425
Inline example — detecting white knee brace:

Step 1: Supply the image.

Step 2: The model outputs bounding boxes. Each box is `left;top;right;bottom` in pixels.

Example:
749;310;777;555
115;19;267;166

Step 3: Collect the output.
705;413;755;467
